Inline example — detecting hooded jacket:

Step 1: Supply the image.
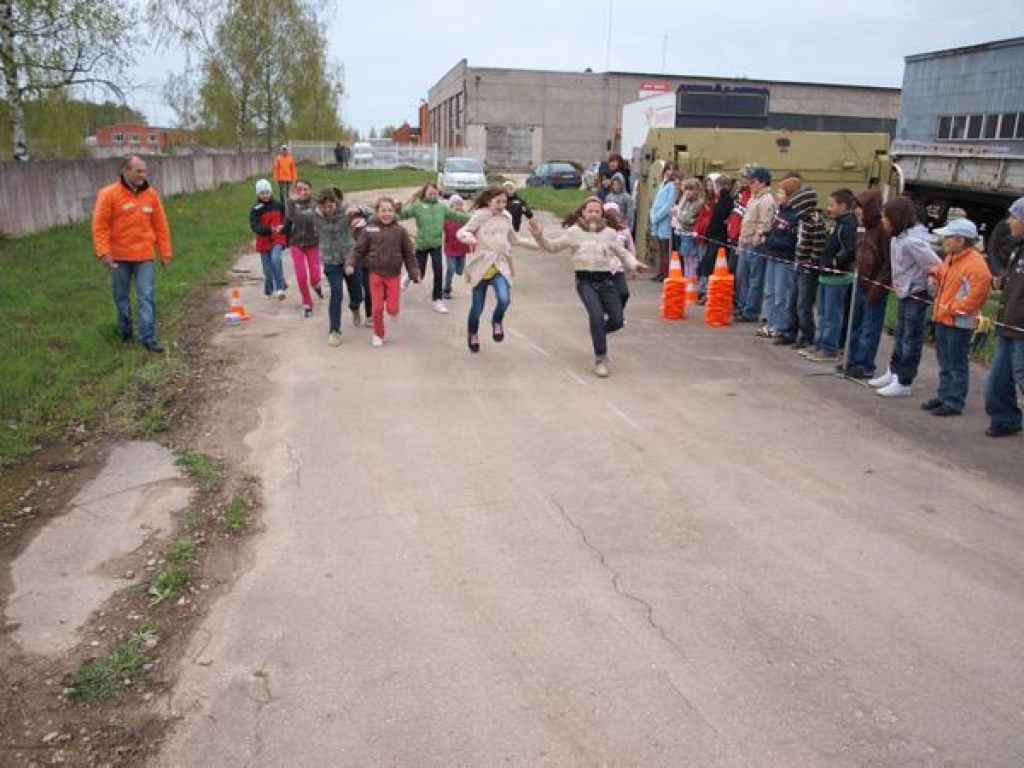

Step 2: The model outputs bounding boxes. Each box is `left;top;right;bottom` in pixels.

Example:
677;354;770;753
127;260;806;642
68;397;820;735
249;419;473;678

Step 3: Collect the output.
249;197;287;252
820;210;857;286
854;190;891;305
650;179;677;240
345;217;419;278
789;185;826;260
930;245;992;328
399;197;469;249
995;239;1024;339
890;223;941;299
604;174;634;228
536;220;640;274
92;176;172;263
505;192;534;232
313;205;355;266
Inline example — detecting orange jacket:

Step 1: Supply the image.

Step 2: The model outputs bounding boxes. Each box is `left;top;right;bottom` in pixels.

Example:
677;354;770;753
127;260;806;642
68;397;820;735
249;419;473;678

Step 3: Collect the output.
92;179;172;263
930;246;991;327
273;153;297;182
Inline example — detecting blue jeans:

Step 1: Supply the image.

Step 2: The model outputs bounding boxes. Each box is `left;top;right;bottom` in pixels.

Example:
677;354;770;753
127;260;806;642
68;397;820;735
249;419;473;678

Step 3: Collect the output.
468;273;511;335
984;334;1024;430
576;273;624;359
259;244;287;296
845;288;887;373
814;283;849;356
787;264;818;343
735;245;766;320
444;255;465;295
111;260;156;344
933;323;973;412
764;255;793;332
323;264;345;333
889;292;930;386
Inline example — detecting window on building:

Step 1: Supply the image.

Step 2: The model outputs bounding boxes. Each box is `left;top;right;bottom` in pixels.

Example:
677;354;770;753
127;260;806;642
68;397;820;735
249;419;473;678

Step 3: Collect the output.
1016;114;1024;139
149;133;158;143
999;113;1017;139
112;133;124;143
966;114;982;140
937;116;951;140
982;114;998;139
129;134;140;143
950;115;966;140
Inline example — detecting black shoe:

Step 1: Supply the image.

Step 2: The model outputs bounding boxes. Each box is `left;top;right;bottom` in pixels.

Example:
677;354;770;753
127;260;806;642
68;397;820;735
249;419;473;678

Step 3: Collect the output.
467;333;480;353
735;315;759;323
931;404;960;416
142;340;165;354
985;424;1022;437
120;327;133;343
313;284;324;299
920;397;943;411
793;340;810;350
836;364;869;380
492;322;504;343
651;274;665;283
773;335;796;346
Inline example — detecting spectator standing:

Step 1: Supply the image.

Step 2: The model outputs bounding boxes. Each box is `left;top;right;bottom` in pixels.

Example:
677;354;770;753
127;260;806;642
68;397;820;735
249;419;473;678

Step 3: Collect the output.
760;182;799;339
983;196;1024;437
648;161;678;281
840;190;891;377
805;188;856;362
91;155;173;353
696;174;734;300
734;166;776;322
786;181;826;349
273;144;297;203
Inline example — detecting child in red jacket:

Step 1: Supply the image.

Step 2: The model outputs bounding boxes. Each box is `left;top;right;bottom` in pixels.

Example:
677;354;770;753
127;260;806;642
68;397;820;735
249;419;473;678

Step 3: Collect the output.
442;194;470;299
249;178;288;299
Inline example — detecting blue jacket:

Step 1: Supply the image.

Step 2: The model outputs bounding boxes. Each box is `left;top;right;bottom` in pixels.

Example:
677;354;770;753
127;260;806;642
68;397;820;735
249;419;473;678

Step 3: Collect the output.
649;180;677;240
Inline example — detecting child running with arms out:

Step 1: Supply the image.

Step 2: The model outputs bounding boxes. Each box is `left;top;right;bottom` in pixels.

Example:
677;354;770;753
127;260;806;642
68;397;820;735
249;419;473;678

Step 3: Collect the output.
457;187;539;353
529;197;648;377
399;181;469;313
313;187;360;346
285;178;324;318
345;198;421;347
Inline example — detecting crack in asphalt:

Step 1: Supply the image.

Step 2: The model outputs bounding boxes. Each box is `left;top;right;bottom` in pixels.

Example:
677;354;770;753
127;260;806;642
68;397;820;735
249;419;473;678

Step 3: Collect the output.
243;663;275;768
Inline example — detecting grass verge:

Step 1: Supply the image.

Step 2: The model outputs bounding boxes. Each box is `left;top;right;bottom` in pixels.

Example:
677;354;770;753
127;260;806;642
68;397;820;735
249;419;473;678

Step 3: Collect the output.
174;449;221;493
0;167;433;470
69;627;154;703
518;186;590;219
222;493;248;532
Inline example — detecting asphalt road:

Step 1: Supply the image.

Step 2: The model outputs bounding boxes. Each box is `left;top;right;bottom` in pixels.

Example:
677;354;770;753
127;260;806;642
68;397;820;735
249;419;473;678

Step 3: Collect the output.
158;215;1024;767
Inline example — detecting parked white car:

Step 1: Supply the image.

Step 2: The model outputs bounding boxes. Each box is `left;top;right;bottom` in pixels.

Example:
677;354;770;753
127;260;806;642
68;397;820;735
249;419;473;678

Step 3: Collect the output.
352;141;373;165
437;157;487;197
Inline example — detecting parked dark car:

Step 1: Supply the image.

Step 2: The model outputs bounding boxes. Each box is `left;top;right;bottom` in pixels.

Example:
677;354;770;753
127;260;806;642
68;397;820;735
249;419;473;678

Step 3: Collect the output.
526;162;582;189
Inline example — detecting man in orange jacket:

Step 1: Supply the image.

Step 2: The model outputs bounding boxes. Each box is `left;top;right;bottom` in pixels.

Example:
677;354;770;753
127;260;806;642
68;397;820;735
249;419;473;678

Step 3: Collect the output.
92;155;173;353
273;144;297;204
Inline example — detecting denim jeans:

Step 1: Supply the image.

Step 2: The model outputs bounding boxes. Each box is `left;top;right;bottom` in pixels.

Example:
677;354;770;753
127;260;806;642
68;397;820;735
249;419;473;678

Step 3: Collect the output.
787;265;818;344
468;273;511;335
764;254;793;332
889;292;930;386
933;323;973;412
576;274;624;359
735;245;766;320
444;255;465;295
416;246;444;301
845;288;887;373
259;244;287;296
324;264;345;333
984;334;1024;429
111;259;156;344
678;233;699;277
814;283;849;356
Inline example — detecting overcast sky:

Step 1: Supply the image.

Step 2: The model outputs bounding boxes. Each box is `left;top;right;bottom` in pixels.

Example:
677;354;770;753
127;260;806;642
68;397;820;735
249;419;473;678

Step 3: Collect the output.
128;0;1023;135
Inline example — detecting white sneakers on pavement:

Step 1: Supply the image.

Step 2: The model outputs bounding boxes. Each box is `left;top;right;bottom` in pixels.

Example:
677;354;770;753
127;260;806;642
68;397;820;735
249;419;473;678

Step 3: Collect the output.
877;380;912;397
869;368;895;388
433;300;449;314
371;335;384;348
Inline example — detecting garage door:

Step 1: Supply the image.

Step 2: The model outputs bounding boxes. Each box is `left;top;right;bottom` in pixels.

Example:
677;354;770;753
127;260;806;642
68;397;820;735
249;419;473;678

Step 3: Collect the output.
485;125;533;171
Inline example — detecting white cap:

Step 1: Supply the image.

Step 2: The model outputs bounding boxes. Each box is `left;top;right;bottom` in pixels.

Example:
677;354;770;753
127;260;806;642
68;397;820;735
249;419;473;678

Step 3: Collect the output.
255;178;272;194
934;218;978;239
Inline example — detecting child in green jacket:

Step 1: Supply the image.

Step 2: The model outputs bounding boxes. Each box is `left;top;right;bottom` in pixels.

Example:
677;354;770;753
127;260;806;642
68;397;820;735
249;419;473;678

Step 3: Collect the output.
399;182;469;313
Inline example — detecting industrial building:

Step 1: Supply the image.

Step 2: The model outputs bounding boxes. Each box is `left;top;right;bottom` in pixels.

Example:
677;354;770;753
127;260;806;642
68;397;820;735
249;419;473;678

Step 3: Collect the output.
427;59;901;170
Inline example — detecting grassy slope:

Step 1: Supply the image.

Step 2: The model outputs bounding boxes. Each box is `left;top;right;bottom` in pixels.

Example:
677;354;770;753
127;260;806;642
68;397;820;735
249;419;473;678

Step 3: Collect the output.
0;167;432;468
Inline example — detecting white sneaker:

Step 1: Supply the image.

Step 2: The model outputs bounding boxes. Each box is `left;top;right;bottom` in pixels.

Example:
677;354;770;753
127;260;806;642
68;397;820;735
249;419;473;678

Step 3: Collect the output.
594;359;609;378
877;380;912;397
433;299;449;314
400;273;411;291
276;289;287;301
371;335;383;348
327;331;342;347
869;368;895;388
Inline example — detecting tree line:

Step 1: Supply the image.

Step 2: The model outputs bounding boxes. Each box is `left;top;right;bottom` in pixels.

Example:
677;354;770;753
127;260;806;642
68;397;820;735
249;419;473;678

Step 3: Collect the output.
0;0;345;160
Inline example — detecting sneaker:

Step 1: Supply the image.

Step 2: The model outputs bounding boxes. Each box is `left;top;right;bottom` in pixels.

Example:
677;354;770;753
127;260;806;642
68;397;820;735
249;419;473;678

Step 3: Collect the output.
797;346;820;358
986;424;1022;437
920;397;943;411
492;322;504;342
650;274;665;283
371;335;384;347
142;340;165;353
327;331;342;347
442;290;452;300
869;369;895;388
401;273;411;291
836;364;870;380
364;316;374;328
433;299;449;314
264;293;274;300
931;404;961;417
773;335;796;346
312;284;323;299
301;306;313;318
755;325;778;338
594;359;609;378
807;350;839;362
276;289;287;301
792;339;811;350
119;327;133;343
467;333;480;353
877;380;912;397
350;307;361;327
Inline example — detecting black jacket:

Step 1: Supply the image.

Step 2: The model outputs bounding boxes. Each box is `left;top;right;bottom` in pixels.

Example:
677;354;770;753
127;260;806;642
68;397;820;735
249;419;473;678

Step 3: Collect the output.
506;193;533;231
997;241;1024;339
821;211;857;273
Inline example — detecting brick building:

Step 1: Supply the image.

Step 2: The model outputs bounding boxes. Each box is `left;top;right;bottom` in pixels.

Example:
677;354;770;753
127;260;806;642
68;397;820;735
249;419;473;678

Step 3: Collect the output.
88;124;192;153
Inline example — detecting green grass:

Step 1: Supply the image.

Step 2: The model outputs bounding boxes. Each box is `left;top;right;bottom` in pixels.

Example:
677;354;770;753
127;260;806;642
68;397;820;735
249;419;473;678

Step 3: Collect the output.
222;493;248;532
168;537;198;564
518;186;590;219
174;449;221;493
0;167;433;470
148;566;188;605
69;627;153;703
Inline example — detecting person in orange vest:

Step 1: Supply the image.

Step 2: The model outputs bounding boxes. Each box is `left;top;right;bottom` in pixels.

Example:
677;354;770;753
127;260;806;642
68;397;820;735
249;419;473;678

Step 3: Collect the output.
91;155;173;353
273;144;297;204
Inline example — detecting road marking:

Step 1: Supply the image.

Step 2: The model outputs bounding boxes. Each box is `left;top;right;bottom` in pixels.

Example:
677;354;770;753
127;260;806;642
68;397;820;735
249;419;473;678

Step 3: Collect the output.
565;368;589;387
508;327;552;357
693;355;748;363
607;402;642;430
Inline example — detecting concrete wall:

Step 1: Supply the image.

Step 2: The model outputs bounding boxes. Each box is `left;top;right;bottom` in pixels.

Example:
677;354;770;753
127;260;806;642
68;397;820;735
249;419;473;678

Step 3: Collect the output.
0;152;273;238
898;38;1024;150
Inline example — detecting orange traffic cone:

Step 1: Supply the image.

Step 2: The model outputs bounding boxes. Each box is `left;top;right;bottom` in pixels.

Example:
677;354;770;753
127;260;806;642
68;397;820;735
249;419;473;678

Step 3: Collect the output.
685;275;699;315
228;287;250;321
704;247;734;327
660;251;687;321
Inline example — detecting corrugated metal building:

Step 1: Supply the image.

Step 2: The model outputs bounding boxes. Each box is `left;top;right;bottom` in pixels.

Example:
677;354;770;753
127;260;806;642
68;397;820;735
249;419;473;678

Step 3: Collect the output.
427;60;901;170
897;36;1024;153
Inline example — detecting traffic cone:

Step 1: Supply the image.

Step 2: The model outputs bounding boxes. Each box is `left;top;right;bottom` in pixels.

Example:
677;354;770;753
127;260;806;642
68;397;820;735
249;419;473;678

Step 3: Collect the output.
660;251;687;321
228;287;250;321
704;247;734;327
684;275;699;315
